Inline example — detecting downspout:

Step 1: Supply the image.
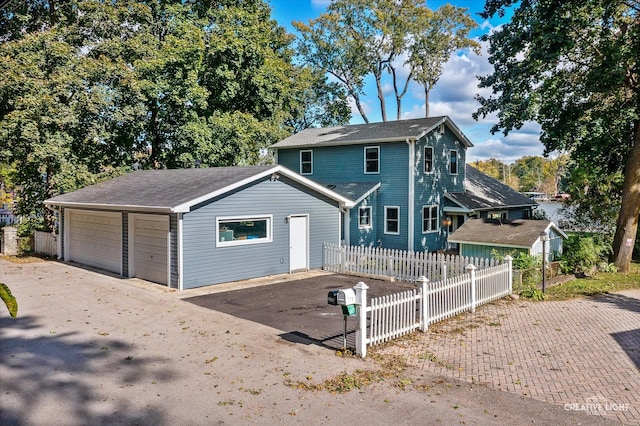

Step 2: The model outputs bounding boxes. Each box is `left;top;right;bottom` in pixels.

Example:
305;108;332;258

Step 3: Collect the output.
407;138;415;251
341;207;350;246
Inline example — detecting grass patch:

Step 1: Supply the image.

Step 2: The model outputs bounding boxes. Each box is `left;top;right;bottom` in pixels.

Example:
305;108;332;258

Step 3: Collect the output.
545;263;640;300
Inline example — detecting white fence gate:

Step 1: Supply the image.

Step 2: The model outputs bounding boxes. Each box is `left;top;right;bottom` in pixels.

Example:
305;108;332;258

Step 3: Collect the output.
353;257;513;357
34;231;58;257
323;243;499;283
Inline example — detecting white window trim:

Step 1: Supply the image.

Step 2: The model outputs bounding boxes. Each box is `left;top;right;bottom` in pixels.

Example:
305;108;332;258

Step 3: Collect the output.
216;214;273;247
300;149;313;175
364;146;380;174
422;205;439;233
358;206;372;229
488;210;508;220
449;149;458;175
424;146;434;174
384;206;400;235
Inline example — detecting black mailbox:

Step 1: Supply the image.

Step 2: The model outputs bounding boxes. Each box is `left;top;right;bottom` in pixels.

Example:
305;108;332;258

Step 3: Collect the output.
327;290;339;305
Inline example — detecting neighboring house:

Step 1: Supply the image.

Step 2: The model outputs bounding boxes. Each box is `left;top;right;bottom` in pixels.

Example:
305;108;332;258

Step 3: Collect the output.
0;207;17;226
44;165;352;290
447;219;567;262
272;116;536;252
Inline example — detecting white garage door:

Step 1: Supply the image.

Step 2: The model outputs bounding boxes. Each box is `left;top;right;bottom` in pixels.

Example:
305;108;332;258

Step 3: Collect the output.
67;210;122;274
130;215;169;285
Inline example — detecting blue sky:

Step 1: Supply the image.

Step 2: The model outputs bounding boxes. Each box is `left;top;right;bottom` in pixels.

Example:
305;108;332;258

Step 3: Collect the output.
266;0;544;164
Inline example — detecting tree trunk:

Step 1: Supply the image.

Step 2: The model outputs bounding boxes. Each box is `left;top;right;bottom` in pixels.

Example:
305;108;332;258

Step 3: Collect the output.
611;119;640;273
424;86;430;117
375;73;387;122
352;93;369;124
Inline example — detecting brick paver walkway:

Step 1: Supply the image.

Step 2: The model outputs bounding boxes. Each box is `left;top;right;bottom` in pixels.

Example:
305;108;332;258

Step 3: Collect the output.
380;290;640;424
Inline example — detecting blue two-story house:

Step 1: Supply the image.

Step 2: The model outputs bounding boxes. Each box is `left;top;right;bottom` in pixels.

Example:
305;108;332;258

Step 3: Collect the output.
272;116;536;253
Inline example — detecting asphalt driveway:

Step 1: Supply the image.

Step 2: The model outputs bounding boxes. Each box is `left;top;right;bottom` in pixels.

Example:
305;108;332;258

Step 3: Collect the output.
184;274;417;350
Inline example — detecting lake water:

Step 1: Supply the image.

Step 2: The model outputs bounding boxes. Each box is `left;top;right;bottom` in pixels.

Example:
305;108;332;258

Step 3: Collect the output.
536;201;567;224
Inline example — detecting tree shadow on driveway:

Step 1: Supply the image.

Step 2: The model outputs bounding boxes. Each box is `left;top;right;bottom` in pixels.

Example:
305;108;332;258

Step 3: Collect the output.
0;314;176;425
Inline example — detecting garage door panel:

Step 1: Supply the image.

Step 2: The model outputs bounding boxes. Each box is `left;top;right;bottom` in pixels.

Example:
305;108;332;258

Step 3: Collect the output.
131;215;168;285
67;210;122;274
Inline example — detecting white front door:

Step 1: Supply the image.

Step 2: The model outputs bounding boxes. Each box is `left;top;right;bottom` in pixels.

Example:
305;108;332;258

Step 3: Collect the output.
289;215;309;272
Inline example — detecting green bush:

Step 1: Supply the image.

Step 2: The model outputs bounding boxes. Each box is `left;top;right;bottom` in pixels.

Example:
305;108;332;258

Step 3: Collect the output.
519;283;547;301
559;234;612;274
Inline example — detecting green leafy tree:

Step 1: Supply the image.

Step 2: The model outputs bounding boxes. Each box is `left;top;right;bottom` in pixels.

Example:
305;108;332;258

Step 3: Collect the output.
474;0;639;272
2;0;338;233
294;0;478;122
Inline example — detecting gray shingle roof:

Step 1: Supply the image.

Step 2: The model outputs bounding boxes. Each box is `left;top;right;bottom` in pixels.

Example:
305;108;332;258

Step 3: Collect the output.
44;165;354;212
324;182;380;204
448;219;561;247
272;116;472;148
446;165;536;211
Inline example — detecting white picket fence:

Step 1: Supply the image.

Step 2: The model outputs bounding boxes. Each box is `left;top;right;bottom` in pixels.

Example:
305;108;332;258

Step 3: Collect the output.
34;231;58;257
353;257;513;357
323;243;500;283
368;289;421;346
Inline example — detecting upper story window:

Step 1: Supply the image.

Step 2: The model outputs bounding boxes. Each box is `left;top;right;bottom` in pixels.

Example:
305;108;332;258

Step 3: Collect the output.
364;146;380;174
384;206;400;235
358;206;372;229
422;205;438;233
300;150;313;175
488;211;508;220
424;146;434;173
449;150;458;175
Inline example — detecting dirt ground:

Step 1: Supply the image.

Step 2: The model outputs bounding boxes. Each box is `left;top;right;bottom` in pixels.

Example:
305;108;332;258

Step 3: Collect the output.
0;259;615;425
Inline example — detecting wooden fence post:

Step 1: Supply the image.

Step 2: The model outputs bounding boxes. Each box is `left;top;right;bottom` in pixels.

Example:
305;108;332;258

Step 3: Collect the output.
467;264;477;313
354;281;369;358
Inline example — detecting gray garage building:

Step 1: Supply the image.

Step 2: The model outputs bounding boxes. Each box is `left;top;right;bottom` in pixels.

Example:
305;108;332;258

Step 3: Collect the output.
44;165;353;290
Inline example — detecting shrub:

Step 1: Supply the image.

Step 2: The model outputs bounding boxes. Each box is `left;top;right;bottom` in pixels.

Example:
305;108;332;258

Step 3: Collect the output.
559;234;612;274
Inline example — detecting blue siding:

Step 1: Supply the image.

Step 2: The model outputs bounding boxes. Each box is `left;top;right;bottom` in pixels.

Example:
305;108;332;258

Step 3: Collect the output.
352;192;378;247
413;129;467;252
461;243;527;260
277;126;470;253
181;176;340;289
279;143;410;250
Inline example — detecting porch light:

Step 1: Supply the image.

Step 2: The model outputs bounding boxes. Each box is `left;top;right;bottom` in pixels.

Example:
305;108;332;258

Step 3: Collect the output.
442;217;452;227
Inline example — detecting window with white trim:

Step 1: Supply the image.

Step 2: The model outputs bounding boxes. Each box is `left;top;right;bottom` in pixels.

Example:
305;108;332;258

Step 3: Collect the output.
424;146;434;173
216;215;272;247
422;205;438;233
384;206;400;235
488;211;508;220
358;206;372;229
449;149;458;174
364;146;380;174
300;150;313;175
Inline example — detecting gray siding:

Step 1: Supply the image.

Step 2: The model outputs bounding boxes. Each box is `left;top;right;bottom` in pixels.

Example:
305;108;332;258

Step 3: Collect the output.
170;214;179;289
122;213;129;276
181;175;340;289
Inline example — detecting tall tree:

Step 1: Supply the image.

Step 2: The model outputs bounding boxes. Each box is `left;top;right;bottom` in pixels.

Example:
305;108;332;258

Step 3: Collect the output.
0;0;341;233
294;0;477;122
474;0;640;272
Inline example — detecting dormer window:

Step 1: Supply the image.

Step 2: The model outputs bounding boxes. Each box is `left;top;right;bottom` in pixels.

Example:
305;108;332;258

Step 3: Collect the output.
364;146;380;174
